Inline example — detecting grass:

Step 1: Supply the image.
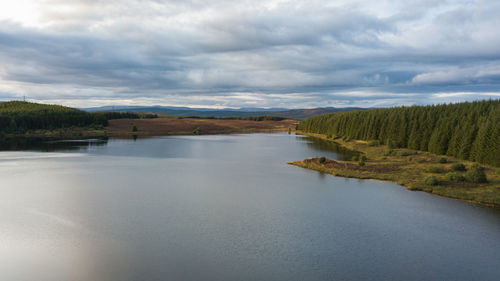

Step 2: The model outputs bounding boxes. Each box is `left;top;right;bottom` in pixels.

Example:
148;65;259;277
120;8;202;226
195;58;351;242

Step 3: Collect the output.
289;131;500;208
1;127;107;140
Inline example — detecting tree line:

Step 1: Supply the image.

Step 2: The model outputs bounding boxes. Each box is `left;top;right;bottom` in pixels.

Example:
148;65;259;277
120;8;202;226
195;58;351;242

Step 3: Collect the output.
297;99;500;167
0;101;157;133
177;115;286;121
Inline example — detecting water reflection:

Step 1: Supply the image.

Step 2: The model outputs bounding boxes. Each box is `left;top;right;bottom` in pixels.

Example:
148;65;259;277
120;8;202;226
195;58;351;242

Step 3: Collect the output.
0;133;499;281
299;135;358;160
0;137;108;152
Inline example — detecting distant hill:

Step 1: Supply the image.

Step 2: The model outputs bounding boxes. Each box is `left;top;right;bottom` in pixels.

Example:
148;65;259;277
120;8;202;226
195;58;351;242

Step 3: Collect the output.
272;108;361;119
0;101;96;132
0;101;149;133
83;106;364;119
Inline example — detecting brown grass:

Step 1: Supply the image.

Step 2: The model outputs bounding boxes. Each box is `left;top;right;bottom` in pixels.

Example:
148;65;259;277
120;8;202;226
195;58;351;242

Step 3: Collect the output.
107;118;298;136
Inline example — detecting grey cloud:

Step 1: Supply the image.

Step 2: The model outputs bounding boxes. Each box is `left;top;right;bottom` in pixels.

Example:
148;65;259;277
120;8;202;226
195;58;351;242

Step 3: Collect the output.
0;0;499;108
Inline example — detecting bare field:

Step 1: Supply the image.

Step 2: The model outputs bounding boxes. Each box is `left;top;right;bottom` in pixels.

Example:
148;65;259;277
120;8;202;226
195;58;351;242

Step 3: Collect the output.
107;118;298;136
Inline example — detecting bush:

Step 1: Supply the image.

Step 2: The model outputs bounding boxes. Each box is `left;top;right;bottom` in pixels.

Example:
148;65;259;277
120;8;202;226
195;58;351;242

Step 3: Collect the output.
384;149;393;156
193;127;201;135
368;140;380;146
351;155;359;161
451;163;466;171
360;155;367;161
428;166;446;173
359;160;365;166
446;172;465;182
400;151;411;156
417;158;425;163
465;164;487;183
131;125;138;132
438;157;448;163
319;156;326;163
425;176;440;186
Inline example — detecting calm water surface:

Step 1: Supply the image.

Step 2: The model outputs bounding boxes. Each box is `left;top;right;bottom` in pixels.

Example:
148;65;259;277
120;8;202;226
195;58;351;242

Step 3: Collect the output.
0;133;499;281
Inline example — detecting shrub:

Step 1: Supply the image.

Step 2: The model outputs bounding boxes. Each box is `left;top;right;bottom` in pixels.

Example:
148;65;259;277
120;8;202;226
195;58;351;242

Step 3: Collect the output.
131;125;137;132
451;163;466;171
193;127;201;135
438;157;447;164
465;164;487;183
351;155;359;161
384;149;393;156
368;140;380;146
417;158;425;163
360;155;367;161
359;160;365;166
319;156;326;163
446;172;465;182
428;166;446;173
425;176;440;186
400;151;411;156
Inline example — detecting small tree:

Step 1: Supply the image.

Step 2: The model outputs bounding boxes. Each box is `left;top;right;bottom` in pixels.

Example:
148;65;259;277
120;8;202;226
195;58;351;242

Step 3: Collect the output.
319;156;326;163
451;163;466;171
465;164;487;183
446;172;465;182
132;125;138;132
8;119;17;132
425;176;439;186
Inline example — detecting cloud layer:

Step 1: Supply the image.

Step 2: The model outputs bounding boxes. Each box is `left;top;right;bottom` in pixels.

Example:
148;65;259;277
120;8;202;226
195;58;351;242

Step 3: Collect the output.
1;0;499;108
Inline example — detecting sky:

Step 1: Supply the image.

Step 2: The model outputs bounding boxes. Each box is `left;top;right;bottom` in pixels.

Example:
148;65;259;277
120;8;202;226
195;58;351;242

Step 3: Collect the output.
0;0;499;109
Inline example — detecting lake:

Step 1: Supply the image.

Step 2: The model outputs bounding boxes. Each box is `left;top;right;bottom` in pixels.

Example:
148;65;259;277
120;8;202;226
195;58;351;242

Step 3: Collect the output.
0;133;499;281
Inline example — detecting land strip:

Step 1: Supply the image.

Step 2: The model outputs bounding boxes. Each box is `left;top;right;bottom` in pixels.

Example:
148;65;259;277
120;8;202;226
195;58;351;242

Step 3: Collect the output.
289;132;500;208
106;118;297;136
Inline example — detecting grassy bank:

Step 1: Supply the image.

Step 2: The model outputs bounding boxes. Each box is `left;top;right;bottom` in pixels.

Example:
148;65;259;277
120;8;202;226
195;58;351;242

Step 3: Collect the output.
0;101;297;140
289;132;500;208
105;118;298;137
1;118;297;141
1;127;107;140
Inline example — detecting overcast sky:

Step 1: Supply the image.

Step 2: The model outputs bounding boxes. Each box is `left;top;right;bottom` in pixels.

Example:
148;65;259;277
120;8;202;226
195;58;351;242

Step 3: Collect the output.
0;0;499;108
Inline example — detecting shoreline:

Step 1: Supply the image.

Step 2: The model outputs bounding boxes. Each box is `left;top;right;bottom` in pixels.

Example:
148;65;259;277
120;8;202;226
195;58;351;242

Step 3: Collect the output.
290;131;500;208
0;118;298;141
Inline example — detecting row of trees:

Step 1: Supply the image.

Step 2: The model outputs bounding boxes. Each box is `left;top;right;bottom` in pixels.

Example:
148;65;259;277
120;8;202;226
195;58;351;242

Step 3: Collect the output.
0;101;155;133
297;100;500;167
178;115;286;121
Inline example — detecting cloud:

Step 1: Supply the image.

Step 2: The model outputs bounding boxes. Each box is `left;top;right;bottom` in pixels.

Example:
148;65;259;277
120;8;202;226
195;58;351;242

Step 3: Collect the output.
0;0;499;108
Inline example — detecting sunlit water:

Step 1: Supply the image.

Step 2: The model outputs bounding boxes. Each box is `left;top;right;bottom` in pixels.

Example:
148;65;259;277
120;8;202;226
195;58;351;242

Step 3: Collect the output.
0;133;499;281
